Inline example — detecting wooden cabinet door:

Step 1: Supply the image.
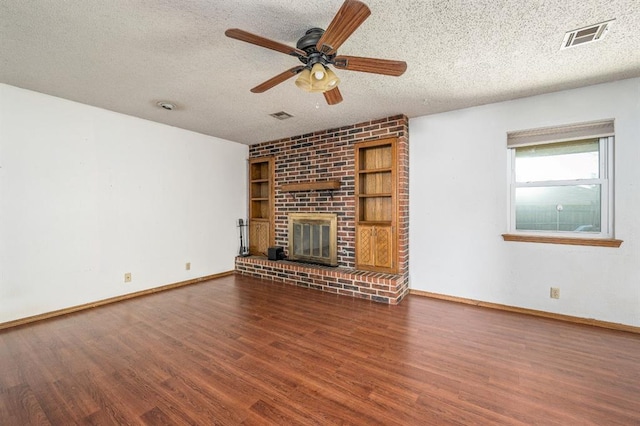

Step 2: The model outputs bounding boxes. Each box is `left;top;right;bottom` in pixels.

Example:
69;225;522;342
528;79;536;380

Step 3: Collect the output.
373;225;393;269
249;221;270;256
356;225;393;271
356;225;376;268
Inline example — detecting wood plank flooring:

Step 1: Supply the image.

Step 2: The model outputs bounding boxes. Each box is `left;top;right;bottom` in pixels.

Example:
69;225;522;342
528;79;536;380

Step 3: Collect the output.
1;274;639;425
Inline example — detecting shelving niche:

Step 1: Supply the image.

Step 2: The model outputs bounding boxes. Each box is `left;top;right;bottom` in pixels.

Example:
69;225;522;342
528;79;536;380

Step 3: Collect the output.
248;157;274;256
355;138;397;273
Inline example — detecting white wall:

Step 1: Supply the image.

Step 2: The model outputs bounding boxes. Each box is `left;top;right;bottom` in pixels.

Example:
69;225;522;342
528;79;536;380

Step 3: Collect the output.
0;84;248;323
409;78;640;327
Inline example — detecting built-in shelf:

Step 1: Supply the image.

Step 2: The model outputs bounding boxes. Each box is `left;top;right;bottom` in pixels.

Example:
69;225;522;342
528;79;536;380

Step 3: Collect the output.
358;221;393;226
358;193;392;198
249;157;274;255
358;167;392;174
280;180;341;192
355;138;398;273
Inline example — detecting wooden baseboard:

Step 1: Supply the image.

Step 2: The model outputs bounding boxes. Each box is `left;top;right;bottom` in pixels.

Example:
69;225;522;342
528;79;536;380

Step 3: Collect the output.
409;289;640;334
0;271;234;331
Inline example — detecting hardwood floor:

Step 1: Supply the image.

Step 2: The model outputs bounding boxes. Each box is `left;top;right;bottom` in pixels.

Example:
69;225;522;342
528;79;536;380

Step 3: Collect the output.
1;275;639;425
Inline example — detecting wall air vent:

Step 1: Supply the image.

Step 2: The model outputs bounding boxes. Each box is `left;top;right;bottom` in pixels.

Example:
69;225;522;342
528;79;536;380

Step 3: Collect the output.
561;20;614;49
269;111;293;120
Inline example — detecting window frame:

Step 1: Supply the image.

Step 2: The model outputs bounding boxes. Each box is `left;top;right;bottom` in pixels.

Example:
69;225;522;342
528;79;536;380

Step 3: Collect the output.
507;135;614;240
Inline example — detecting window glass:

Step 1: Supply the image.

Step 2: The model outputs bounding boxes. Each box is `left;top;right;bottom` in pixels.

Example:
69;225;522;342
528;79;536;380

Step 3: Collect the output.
515;185;601;232
515;139;599;182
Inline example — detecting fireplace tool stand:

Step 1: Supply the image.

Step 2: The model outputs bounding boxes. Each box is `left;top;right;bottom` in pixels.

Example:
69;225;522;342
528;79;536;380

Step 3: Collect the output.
237;218;250;257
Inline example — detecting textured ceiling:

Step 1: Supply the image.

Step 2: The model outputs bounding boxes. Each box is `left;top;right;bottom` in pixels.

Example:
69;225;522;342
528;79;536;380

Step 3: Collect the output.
2;0;639;145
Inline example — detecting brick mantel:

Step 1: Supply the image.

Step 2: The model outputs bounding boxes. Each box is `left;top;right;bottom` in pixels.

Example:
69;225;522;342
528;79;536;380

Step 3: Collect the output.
237;115;409;304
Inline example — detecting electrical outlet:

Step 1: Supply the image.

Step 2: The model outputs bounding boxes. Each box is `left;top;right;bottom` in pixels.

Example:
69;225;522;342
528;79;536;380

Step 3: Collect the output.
550;287;560;299
124;272;132;283
185;262;191;271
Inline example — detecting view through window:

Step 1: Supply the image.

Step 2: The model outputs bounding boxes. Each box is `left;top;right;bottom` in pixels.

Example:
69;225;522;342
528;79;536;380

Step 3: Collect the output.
509;136;613;237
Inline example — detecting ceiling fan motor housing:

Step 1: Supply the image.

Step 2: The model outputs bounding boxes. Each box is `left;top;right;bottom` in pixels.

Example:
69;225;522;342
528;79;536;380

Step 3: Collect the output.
296;28;324;52
296;28;335;67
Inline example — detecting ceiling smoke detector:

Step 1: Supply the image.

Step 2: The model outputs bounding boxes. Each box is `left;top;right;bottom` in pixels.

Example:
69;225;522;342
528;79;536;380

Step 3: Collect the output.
156;101;176;111
561;20;614;49
270;111;293;120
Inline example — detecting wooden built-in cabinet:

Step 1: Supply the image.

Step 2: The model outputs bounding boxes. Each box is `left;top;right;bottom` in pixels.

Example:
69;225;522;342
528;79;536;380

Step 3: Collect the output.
355;138;397;273
248;157;274;256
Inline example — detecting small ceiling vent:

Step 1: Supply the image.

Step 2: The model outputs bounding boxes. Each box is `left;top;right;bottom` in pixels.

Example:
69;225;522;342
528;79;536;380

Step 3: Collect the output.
561;20;614;49
269;111;293;120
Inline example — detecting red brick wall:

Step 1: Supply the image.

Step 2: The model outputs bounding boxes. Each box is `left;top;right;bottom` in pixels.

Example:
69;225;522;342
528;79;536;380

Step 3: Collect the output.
396;118;410;277
243;114;409;303
249;115;408;270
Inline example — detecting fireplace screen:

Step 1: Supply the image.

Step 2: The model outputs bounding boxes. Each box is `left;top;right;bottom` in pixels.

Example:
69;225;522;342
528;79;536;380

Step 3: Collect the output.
288;213;338;266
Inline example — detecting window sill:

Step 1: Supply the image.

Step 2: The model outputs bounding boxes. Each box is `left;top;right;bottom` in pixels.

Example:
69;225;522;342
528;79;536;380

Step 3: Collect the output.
502;234;623;248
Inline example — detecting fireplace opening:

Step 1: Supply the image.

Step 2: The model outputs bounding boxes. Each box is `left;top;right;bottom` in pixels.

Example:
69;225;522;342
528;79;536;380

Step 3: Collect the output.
288;213;338;266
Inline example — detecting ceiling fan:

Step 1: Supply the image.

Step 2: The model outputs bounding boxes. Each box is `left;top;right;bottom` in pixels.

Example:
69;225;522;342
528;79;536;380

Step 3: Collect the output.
225;0;407;105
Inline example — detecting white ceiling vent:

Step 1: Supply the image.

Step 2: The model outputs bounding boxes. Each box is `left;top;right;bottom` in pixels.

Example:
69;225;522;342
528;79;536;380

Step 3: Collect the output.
561;20;614;49
269;111;293;120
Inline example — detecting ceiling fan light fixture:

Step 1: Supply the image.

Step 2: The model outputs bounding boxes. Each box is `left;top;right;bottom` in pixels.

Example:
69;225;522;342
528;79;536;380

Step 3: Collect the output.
313;66;340;92
311;63;326;80
295;68;313;92
296;64;340;93
324;67;340;89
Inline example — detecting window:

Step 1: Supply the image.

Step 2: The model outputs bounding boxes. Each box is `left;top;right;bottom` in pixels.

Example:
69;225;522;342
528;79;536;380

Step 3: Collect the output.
507;120;614;240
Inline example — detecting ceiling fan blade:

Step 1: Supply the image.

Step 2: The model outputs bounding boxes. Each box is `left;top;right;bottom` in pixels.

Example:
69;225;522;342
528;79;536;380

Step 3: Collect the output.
324;87;343;105
225;28;306;58
333;55;407;76
316;0;371;55
251;66;304;93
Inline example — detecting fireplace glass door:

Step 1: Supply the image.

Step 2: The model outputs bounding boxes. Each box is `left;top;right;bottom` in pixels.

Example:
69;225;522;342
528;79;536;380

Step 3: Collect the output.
293;222;330;259
288;213;338;266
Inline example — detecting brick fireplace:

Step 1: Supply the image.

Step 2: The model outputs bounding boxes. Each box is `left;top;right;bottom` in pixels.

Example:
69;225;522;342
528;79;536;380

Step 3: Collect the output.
235;115;409;304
